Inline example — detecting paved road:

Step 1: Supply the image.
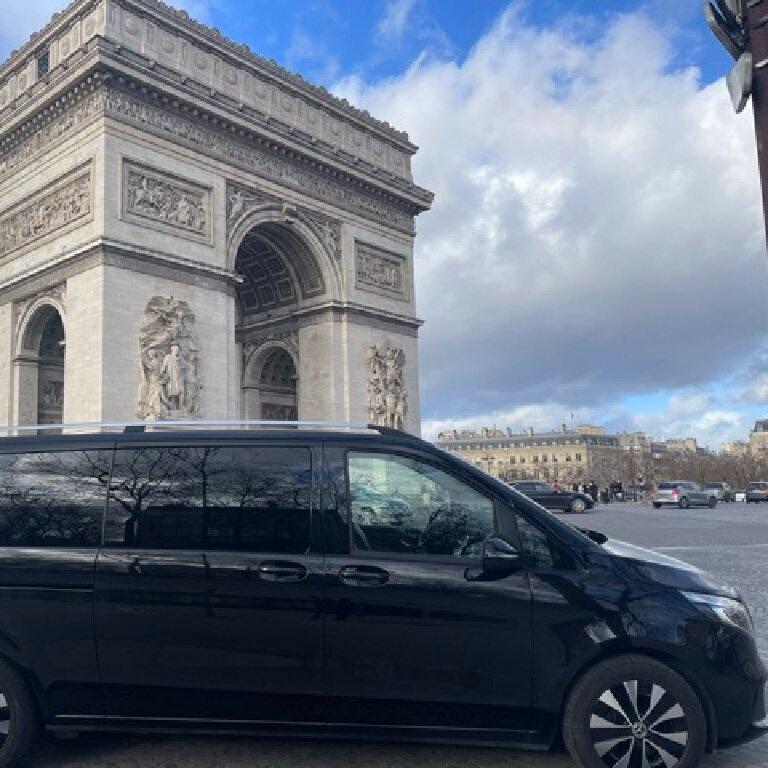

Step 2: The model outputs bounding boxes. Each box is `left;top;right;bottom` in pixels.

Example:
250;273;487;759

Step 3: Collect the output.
27;501;768;767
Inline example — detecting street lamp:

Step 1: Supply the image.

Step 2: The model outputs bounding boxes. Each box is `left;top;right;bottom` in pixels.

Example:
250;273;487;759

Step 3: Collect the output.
704;0;768;246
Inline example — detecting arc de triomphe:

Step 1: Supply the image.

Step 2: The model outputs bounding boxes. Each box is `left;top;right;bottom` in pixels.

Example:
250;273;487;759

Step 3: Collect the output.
0;0;432;432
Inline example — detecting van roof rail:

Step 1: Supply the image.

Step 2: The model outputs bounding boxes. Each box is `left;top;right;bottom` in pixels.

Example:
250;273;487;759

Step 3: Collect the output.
0;419;417;437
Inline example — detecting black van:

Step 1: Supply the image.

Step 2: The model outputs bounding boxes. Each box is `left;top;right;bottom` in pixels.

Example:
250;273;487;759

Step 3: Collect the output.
0;422;762;768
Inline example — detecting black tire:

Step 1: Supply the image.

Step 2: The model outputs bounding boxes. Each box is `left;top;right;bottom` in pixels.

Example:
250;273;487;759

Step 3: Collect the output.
707;497;717;509
678;497;690;509
563;654;707;768
0;658;40;768
653;503;662;509
570;498;587;513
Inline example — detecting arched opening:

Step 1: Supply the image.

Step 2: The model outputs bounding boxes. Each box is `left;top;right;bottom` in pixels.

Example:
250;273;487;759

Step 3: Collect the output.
234;220;325;421
17;304;65;427
257;348;297;420
37;312;65;425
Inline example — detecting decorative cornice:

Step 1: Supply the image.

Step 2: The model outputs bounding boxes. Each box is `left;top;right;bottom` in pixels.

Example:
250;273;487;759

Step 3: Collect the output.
0;76;105;184
102;80;421;232
0;0;420;159
111;0;413;146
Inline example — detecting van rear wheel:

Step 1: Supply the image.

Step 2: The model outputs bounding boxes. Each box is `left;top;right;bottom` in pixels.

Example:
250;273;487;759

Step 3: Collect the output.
0;658;39;768
563;654;706;768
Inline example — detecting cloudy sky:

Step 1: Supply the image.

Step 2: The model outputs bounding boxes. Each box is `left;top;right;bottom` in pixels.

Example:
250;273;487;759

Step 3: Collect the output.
2;1;766;448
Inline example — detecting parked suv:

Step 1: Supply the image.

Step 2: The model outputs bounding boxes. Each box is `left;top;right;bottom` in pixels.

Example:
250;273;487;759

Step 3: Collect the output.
0;421;762;768
746;481;768;503
703;481;733;502
653;481;719;509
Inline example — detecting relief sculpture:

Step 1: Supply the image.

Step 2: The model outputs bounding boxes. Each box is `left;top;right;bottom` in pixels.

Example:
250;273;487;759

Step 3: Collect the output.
123;161;211;242
366;343;407;430
137;297;201;420
0;169;91;258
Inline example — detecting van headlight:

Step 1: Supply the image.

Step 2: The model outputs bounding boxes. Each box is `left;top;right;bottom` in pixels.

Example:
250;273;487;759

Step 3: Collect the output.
682;591;754;632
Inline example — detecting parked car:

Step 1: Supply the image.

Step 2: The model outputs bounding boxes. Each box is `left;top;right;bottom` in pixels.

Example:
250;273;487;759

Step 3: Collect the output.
703;481;733;502
0;420;761;768
350;483;411;525
746;480;768;503
510;480;594;513
652;481;718;509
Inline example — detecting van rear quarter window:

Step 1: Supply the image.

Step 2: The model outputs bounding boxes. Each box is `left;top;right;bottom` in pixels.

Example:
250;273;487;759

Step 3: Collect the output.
0;450;109;547
105;445;312;552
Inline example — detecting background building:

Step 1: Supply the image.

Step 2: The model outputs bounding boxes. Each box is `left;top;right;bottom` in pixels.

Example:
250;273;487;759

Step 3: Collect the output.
436;425;623;488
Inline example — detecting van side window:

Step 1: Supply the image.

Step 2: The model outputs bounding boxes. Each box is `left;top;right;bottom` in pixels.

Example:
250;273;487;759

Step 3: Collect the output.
105;446;311;552
515;513;577;571
347;452;495;558
0;450;110;547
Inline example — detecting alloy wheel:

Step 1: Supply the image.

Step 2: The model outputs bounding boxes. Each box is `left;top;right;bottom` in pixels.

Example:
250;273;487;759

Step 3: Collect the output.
589;679;688;768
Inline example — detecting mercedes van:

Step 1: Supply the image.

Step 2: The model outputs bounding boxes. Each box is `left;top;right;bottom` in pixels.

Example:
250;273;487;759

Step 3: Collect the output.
0;421;761;768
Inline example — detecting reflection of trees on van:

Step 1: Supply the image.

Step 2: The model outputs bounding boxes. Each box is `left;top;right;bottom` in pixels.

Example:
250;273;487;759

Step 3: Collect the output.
106;446;311;553
0;451;110;547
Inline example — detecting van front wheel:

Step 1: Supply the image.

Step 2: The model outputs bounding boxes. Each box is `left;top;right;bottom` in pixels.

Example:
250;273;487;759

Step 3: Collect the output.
0;658;39;768
563;654;707;768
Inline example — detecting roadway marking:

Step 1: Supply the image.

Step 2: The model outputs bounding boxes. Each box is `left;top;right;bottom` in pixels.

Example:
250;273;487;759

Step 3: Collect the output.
654;544;768;551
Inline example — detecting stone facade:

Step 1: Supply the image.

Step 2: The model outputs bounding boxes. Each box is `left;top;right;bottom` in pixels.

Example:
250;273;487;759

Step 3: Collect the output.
0;0;432;432
436;426;627;489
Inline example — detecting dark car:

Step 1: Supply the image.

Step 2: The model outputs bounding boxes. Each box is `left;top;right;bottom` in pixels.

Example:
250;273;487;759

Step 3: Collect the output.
746;481;768;503
511;480;594;513
0;420;761;768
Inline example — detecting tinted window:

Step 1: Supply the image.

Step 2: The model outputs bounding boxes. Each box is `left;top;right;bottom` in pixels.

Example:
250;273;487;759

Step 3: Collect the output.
348;452;495;558
515;513;577;571
657;482;679;489
105;445;311;552
0;450;110;547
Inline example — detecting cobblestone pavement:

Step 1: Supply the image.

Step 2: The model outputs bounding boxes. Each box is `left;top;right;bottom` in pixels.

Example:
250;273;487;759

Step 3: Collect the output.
28;501;768;767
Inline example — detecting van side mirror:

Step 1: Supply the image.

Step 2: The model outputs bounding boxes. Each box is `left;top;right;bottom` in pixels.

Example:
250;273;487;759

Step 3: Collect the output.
482;537;522;573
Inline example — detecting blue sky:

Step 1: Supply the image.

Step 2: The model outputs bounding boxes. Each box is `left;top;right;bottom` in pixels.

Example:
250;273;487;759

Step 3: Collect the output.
2;1;767;448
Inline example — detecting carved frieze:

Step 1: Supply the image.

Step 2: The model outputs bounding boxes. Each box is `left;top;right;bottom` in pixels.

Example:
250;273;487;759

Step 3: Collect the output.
0;87;103;183
304;211;341;262
104;87;415;234
355;242;407;300
122;160;212;243
227;184;277;228
137;297;201;420
0;163;93;260
366;343;407;430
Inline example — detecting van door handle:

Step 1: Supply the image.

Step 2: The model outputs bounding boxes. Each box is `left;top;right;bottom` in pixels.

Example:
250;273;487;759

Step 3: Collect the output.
257;561;308;583
338;565;389;586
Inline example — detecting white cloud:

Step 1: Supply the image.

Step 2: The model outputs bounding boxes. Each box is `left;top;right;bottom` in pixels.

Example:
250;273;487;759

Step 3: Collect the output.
377;0;417;43
333;6;768;446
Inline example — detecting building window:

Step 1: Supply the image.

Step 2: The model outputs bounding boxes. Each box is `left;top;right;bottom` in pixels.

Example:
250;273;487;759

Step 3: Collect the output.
520;457;526;464
576;453;582;461
37;50;50;79
532;456;539;463
541;455;547;463
565;454;572;462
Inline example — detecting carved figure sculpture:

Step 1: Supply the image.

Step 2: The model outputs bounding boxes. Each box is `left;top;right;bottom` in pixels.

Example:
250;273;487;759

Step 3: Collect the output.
366;343;407;429
137;297;201;420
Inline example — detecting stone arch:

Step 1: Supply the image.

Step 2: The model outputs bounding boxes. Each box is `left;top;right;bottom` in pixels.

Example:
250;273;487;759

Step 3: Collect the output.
14;297;67;426
228;203;342;305
242;341;299;421
230;203;341;422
